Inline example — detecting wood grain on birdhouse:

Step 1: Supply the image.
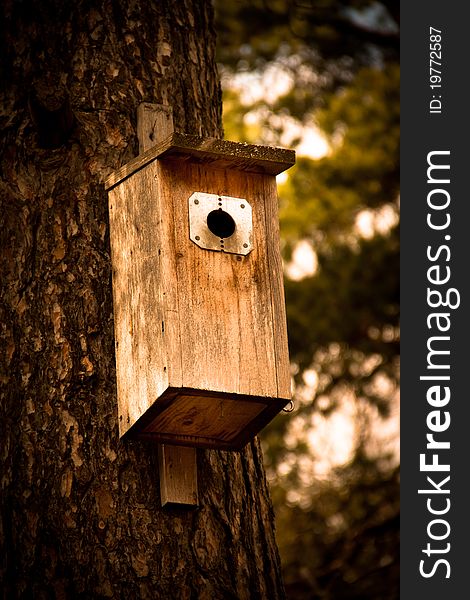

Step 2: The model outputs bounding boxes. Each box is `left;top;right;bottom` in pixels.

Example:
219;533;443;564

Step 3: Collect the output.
106;133;294;450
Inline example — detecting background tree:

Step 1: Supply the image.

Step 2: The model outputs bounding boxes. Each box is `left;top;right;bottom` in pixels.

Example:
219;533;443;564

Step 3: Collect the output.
0;1;285;597
215;1;400;598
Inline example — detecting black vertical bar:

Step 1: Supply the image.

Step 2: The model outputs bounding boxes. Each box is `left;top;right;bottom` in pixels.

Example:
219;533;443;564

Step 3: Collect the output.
401;2;469;597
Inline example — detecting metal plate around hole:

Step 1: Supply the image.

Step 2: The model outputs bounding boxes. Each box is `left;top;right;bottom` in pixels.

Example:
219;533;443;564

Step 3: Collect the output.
188;192;253;255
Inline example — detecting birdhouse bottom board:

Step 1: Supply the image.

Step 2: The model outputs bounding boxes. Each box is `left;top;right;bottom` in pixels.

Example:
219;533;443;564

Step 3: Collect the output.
106;134;294;450
126;388;288;449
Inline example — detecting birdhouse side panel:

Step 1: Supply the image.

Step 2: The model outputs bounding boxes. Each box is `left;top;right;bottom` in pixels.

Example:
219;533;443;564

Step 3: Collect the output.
157;159;288;401
137;161;184;394
262;175;292;399
108;167;178;437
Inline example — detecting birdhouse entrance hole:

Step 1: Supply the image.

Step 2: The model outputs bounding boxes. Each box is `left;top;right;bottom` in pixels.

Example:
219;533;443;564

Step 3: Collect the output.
207;209;236;239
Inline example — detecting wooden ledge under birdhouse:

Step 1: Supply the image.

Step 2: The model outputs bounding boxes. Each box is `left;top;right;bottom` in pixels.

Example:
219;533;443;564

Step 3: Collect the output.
107;130;294;451
123;387;288;450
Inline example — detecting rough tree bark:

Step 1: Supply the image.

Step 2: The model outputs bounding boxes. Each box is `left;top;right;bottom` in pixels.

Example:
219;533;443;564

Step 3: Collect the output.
0;1;286;598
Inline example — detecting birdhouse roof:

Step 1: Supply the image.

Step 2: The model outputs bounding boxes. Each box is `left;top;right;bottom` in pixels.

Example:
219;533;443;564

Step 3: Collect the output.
105;132;295;190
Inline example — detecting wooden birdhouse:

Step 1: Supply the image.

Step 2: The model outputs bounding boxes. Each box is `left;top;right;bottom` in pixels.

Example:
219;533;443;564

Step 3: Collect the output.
106;127;295;451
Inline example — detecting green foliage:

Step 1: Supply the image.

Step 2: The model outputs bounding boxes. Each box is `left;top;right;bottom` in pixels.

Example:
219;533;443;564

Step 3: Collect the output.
275;463;400;599
215;1;399;597
221;89;263;142
216;0;399;84
285;227;399;373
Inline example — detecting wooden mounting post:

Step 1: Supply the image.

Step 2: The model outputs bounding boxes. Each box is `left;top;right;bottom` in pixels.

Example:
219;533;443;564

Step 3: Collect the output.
137;102;198;508
158;444;198;507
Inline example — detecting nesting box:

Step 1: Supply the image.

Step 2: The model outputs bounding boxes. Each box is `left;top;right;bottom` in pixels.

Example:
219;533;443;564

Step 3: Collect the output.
106;133;295;450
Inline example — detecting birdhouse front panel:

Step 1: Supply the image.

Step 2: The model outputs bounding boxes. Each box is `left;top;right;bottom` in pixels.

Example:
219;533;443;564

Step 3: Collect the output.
107;134;294;449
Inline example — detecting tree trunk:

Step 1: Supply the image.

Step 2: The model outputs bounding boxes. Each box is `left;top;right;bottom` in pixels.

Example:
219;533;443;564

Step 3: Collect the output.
0;1;285;598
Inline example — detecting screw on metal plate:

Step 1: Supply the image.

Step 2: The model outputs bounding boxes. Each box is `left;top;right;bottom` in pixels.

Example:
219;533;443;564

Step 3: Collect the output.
188;192;253;256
